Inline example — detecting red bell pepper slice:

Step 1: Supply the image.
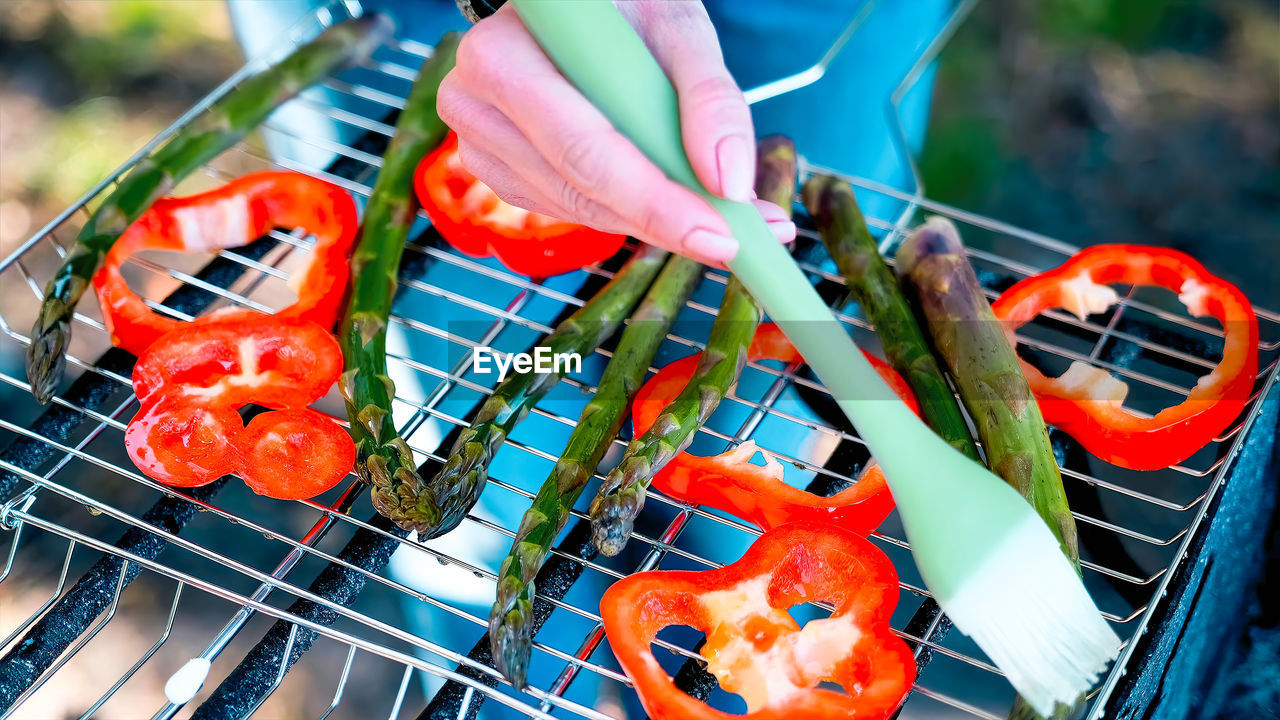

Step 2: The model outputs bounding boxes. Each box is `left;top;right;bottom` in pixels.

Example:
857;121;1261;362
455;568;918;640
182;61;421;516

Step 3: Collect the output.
632;323;920;536
125;315;355;500
93;171;359;355
601;521;916;720
991;244;1258;470
414;132;626;278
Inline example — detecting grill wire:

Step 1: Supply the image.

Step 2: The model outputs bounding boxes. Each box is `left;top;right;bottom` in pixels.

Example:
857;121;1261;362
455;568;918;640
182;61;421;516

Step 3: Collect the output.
2;2;1279;719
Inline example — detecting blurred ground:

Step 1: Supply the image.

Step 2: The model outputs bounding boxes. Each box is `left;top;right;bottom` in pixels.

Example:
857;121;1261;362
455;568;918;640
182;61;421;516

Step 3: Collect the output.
0;0;1277;719
0;1;240;254
0;5;350;719
921;0;1279;306
922;8;1280;710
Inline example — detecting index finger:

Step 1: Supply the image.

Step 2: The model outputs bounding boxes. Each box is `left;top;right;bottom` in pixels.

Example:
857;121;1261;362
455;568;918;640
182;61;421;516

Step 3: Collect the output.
457;6;739;263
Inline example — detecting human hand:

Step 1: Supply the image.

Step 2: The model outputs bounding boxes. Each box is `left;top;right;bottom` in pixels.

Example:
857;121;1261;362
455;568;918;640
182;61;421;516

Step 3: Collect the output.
437;2;796;267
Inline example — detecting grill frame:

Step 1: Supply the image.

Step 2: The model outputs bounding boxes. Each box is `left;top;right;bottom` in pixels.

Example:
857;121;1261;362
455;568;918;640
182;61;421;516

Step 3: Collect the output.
2;1;1278;719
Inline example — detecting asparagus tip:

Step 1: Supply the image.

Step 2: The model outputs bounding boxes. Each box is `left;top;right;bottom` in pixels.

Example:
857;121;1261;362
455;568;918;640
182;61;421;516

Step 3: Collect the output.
756;136;799;214
418;510;466;540
25;318;69;405
800;173;864;228
900;216;964;269
757;134;796;160
589;486;645;556
799;172;833;206
414;466;487;540
489;592;534;689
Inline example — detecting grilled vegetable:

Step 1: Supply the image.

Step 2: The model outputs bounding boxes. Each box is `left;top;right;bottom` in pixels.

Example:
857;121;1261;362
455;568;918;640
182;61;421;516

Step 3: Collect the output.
126;315;354;499
489;253;702;688
587;275;757;555
588;136;797;556
992;244;1258;470
410;243;669;536
25;14;390;404
601;521;916;720
631;323;916;537
336;33;459;527
752;136;801;220
897;217;1079;564
803;175;979;462
415;132;627;277
495;7;1120;715
94;171;358;355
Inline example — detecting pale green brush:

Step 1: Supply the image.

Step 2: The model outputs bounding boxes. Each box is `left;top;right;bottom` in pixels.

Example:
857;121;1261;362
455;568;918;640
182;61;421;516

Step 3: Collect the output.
509;1;1120;714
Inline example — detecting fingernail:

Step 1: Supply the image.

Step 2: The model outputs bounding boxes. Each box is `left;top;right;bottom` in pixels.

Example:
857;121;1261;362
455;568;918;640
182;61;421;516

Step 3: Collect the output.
757;202;788;223
716;135;752;202
767;220;797;243
684;229;737;263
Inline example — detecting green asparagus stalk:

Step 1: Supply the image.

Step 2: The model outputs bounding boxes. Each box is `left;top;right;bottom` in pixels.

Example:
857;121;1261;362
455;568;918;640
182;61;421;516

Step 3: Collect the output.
802;175;980;462
588;137;797;556
25;14;391;404
407;243;669;537
819;199;1077;720
489;254;702;688
897;217;1079;564
338;33;459;529
899;220;1085;720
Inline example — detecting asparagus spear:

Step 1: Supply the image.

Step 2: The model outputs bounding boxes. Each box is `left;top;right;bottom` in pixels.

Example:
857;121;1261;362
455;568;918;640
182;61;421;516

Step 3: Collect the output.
899;220;1086;720
897;217;1079;563
25;14;391;404
803;176;980;462
338;33;459;528
588;137;797;556
406;244;669;537
489;254;702;688
752;136;800;219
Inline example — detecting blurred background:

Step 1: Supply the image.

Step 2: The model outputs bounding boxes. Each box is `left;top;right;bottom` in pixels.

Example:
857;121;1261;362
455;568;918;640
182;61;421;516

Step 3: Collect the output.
3;0;1276;303
1;0;1277;718
0;1;240;253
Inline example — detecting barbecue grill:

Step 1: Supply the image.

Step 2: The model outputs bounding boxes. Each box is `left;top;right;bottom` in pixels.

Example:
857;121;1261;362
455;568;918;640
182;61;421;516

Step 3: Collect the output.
2;1;1277;719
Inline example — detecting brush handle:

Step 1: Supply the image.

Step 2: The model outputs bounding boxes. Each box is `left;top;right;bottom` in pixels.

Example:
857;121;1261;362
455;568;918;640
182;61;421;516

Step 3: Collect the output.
507;1;981;525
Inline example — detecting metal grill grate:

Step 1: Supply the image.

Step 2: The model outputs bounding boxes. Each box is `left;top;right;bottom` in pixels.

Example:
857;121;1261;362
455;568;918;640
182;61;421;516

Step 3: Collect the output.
2;2;1279;719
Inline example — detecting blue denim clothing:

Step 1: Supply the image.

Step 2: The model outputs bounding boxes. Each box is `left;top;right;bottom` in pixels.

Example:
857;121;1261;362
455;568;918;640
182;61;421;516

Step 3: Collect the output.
228;0;951;713
228;0;949;224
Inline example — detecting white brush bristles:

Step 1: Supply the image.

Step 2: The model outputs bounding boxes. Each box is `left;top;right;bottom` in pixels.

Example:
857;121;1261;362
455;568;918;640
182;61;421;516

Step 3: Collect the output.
941;516;1122;716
